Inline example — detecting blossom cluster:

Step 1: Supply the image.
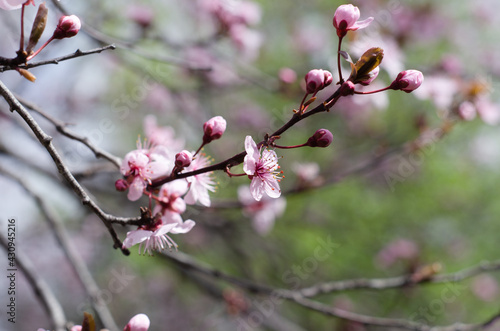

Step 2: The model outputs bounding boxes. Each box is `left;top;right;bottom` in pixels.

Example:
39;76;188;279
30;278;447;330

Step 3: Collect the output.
117;3;426;255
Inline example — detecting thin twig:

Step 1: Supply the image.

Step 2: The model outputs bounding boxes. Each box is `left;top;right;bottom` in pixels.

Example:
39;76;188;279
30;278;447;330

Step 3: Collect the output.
0;234;67;331
0;164;120;330
0;45;116;72
16;95;122;168
160;250;500;330
0;78;138;254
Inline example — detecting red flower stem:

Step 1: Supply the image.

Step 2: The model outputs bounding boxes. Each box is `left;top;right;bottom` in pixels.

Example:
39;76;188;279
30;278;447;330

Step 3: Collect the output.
26;36;54;61
354;86;391;95
193;142;205;158
337;35;344;84
274;143;308;149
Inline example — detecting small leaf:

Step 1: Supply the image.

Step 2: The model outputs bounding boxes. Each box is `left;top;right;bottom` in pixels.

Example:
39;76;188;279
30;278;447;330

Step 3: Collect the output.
303;96;317;107
27;3;48;54
349;47;384;84
81;312;96;331
18;68;36;82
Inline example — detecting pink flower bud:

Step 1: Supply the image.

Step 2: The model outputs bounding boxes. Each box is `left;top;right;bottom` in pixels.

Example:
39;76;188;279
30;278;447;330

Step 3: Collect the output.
52;15;81;39
307;129;333;148
115;179;129;192
203;116;227;144
339;80;355;96
305;69;333;94
390;70;424;93
175;150;193;168
333;4;373;38
123;313;150;331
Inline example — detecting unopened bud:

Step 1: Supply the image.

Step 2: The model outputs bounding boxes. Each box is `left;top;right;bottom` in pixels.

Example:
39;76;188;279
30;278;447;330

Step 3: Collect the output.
18;68;36;82
124;313;150;331
203;116;227;144
389;70;424;93
333;4;373;38
175;150;193;168
339;81;355;96
27;2;48;53
115;179;129;192
305;69;333;94
52;15;81;39
307;129;333;148
359;66;379;86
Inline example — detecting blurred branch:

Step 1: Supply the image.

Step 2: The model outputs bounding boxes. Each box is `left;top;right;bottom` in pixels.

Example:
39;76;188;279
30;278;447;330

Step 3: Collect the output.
0;78;139;254
16;95;122;168
161;250;500;330
0;164;119;330
50;0;211;71
0;45;116;72
0;234;67;331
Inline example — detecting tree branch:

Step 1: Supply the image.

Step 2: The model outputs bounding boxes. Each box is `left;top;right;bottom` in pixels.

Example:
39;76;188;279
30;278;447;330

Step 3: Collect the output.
0;164;120;330
0;78;137;254
0;234;67;331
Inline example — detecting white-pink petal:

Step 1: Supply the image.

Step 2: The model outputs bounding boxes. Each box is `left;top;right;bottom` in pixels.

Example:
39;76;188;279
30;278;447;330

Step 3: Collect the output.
171;219;196;234
127;177;146;201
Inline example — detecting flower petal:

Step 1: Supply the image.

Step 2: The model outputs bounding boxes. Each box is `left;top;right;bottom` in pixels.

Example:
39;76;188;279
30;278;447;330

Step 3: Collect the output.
171;219;196;234
264;177;281;198
249;178;265;201
351;17;374;31
127;177;146;201
123;229;153;248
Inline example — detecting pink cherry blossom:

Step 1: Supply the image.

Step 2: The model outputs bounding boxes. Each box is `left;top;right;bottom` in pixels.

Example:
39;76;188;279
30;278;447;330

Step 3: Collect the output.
184;153;216;207
153;180;196;233
122;223;179;255
143;115;185;153
238;186;286;235
120;147;170;201
333;4;373;38
0;0;29;10
124;313;150;331
243;136;282;201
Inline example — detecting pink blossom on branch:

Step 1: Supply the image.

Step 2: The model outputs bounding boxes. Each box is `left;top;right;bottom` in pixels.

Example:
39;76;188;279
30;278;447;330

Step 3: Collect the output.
243;136;282;201
184;153;216;207
0;0;31;10
124;313;150;331
238;185;286;235
333;4;373;38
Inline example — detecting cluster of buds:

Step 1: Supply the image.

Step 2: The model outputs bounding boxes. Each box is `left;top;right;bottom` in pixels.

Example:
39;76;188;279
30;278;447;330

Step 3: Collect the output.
114;3;425;254
0;1;81;82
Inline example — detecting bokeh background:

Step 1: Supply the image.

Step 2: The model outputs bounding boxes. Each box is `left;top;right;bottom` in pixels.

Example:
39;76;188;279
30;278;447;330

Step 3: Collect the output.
1;0;500;330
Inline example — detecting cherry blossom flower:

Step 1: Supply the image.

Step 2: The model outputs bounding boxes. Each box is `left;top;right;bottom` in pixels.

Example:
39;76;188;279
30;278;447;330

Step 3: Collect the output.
375;238;419;268
120;146;171;201
243;136;282;201
152;180;196;233
238;185;286;235
123;224;177;254
143;115;184;154
333;4;373;38
0;0;30;10
124;313;150;331
184;153;216;207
